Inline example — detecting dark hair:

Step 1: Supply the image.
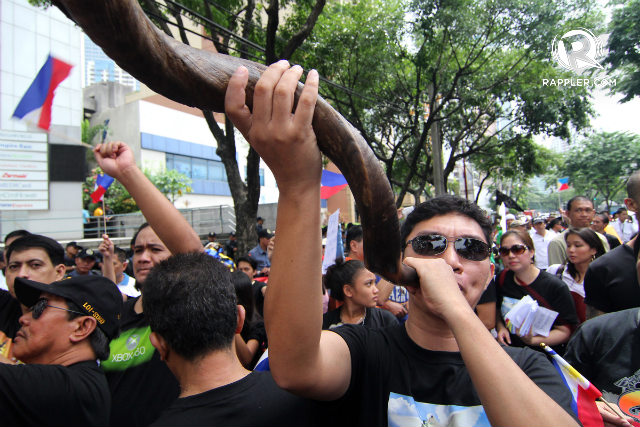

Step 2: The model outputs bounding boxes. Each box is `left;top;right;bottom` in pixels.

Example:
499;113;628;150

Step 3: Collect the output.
142;252;237;361
236;255;257;271
566;196;592;212
547;217;565;230
132;222;150;246
628;170;640;201
114;247;127;263
400;195;492;246
594;212;609;225
66;301;111;360
615;207;627;215
564;228;606;280
345;225;363;254
6;234;65;266
501;229;535;252
231;271;255;339
323;259;365;302
4;230;31;244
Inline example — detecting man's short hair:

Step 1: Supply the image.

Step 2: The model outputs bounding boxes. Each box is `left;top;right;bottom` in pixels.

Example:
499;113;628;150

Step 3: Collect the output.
4;229;30;244
627;170;640;202
595;212;610;225
566;196;592;212
6;234;65;266
114;247;127;263
142;252;237;361
400;194;492;245
345;224;363;252
616;207;627;215
236;255;257;271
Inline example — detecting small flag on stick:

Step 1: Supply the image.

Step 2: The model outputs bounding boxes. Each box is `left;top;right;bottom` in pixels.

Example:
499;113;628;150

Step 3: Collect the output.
91;174;114;204
540;343;603;427
321;170;348;199
12;55;73;131
557;177;570;191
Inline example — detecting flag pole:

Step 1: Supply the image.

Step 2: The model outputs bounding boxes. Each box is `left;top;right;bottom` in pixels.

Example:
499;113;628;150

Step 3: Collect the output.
24;119;93;149
102;198;107;237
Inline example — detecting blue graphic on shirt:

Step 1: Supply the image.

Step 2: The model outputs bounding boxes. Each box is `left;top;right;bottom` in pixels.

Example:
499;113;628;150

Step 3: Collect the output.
388;392;491;427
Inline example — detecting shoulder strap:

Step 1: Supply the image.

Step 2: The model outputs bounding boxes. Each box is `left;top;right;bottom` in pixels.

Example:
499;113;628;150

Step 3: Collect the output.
498;269;508;288
554;264;566;279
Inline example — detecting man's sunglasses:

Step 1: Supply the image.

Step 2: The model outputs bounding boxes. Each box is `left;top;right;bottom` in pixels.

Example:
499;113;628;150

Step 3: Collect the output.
29;298;86;320
498;244;528;257
404;234;490;261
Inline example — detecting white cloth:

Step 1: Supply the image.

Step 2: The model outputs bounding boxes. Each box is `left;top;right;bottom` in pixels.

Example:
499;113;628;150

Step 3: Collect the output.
530;230;554;270
612;218;638;243
546;264;584;298
117;273;140;298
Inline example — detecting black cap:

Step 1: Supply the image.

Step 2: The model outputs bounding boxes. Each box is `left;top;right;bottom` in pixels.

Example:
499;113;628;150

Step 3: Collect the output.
257;217;264;221
77;248;98;260
14;275;123;340
208;232;216;237
258;229;273;239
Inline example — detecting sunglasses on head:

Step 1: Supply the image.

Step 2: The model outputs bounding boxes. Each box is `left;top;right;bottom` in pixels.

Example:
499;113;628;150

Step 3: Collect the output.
29;298;86;320
404;234;490;261
498;244;528;257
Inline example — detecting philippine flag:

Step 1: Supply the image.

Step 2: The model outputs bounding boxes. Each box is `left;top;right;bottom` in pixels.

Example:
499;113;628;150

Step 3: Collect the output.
90;174;115;204
321;170;348;199
557;177;570;192
12;55;73;131
542;344;603;427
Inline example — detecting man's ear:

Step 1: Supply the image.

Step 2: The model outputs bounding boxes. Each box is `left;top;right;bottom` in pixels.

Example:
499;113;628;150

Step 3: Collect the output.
624;198;638;214
236;305;246;334
54;264;66;280
150;331;169;361
69;316;97;343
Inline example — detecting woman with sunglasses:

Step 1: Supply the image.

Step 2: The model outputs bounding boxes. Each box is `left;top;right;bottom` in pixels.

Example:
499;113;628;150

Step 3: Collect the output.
546;228;606;324
322;259;398;330
495;229;578;352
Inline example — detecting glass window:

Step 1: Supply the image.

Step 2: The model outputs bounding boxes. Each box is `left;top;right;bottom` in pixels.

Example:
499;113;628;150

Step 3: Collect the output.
166;153;174;170
172;155;192;178
192;158;207;180
208;160;226;181
259;168;265;186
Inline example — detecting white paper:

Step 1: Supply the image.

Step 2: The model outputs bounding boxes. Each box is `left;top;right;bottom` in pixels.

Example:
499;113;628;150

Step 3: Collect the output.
322;209;340;274
504;295;558;338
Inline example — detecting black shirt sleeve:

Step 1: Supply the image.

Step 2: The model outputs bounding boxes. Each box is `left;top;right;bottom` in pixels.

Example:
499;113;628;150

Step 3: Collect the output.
583;260;611;312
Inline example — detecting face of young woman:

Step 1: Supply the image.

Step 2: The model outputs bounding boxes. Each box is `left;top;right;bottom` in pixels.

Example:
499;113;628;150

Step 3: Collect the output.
346;268;379;308
566;234;596;265
500;234;534;274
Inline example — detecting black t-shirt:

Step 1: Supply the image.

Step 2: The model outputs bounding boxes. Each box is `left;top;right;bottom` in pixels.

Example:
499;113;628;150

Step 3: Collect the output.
604;233;621;250
584;243;640;313
253;281;267;319
0;360;110;426
101;297;180;427
151;371;331;426
322;307;398;330
564;308;640;420
333;323;577;426
497;270;578;349
0;290;21;357
477;279;496;304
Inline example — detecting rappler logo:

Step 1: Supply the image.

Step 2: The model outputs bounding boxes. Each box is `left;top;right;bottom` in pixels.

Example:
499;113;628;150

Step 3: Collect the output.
551;28;605;73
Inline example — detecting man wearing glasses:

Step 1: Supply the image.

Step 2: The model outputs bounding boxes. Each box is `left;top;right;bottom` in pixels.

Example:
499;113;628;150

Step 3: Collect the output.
0;274;122;426
224;61;580;426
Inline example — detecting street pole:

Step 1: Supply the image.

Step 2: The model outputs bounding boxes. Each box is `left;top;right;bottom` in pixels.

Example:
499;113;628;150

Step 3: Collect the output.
428;83;445;196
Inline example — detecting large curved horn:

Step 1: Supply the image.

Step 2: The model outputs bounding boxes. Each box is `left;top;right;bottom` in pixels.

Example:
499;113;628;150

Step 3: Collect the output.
52;0;417;286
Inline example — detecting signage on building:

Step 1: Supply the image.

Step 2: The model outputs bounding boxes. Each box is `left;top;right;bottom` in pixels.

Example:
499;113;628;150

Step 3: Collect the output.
0;131;48;211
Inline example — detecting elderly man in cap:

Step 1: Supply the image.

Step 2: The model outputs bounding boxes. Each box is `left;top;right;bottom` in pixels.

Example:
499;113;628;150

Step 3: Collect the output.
249;229;273;276
68;248;100;277
0;274;122;426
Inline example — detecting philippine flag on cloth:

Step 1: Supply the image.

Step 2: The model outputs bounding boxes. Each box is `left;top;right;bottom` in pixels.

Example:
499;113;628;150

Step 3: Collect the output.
90;174;115;203
12;55;73;131
321;170;348;199
541;344;603;427
557;177;570;192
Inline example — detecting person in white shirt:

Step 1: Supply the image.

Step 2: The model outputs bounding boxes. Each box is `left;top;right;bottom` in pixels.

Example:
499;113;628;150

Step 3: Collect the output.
530;217;554;270
612;208;639;243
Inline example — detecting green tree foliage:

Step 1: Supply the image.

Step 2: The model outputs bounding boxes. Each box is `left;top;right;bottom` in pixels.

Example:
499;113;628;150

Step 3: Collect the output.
606;0;640;102
562;131;640;210
294;0;601;205
148;168;193;204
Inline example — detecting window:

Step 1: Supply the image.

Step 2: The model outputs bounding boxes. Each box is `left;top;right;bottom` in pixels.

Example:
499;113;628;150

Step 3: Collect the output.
208;160;226;181
244;167;265;186
192;158;208;180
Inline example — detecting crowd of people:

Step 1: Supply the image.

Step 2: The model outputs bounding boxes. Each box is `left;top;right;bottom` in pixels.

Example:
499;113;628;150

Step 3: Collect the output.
0;62;638;426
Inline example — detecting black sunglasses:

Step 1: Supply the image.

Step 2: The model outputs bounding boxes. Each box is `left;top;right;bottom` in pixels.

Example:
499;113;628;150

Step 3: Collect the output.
30;298;86;320
498;244;528;257
404;234;490;261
